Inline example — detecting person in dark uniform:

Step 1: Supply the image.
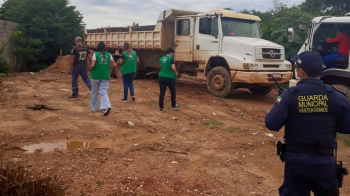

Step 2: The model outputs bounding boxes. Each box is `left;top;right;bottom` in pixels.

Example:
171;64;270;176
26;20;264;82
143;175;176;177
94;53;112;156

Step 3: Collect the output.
265;51;350;196
69;36;92;98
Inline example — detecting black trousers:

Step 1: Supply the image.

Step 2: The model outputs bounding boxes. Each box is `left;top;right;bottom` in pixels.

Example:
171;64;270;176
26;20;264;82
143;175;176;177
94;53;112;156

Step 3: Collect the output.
159;76;176;109
279;161;339;196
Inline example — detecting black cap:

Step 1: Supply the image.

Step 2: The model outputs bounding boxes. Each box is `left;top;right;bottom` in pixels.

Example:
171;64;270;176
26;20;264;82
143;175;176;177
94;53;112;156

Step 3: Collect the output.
338;27;346;34
291;51;323;77
165;47;175;54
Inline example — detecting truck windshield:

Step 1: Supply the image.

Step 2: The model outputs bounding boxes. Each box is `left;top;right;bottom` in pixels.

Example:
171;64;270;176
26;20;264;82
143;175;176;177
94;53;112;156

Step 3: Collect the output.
221;17;261;38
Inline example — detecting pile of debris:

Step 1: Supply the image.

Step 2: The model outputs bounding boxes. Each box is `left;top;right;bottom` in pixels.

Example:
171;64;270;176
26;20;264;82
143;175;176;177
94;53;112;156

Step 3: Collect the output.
44;50;95;73
44;55;71;73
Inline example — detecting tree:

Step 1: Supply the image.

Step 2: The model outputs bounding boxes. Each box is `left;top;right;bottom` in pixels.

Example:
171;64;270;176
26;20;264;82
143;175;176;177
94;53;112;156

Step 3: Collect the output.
300;0;350;16
0;0;84;72
268;6;314;58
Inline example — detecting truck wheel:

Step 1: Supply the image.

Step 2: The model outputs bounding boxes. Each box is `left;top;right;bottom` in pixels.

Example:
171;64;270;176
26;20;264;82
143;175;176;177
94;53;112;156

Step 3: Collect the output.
249;86;273;96
207;66;232;98
176;63;183;79
332;84;350;101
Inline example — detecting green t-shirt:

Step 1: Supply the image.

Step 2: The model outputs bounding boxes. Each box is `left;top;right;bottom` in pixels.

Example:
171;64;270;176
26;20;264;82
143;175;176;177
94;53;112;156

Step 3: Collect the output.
90;52;112;80
159;55;176;79
120;51;137;74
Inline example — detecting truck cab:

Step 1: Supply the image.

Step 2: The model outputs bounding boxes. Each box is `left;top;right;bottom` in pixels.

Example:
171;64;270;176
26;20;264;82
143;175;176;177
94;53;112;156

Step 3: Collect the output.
287;14;350;99
173;9;293;97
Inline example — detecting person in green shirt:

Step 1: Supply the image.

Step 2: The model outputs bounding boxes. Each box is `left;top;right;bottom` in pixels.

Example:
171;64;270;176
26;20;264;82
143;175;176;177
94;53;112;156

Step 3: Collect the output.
118;43;139;103
158;47;180;112
89;42;116;116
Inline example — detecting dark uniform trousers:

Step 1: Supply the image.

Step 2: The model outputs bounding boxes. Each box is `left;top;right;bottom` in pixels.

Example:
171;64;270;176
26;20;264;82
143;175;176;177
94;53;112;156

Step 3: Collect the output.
280;161;338;196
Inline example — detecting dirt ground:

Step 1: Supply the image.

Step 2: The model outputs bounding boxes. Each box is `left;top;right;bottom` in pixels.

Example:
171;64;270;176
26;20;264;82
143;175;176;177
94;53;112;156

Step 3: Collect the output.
1;71;350;196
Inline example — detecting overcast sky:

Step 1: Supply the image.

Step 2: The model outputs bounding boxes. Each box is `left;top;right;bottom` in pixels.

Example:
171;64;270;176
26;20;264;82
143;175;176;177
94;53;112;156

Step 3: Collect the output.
1;0;305;29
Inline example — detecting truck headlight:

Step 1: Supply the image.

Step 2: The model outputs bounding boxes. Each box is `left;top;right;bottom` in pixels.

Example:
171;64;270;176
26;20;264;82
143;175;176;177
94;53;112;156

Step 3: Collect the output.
249;64;258;70
285;64;291;70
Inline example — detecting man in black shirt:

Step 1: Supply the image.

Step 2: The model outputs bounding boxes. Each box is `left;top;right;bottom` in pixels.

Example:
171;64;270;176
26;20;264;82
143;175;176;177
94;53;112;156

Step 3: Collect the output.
69;36;92;98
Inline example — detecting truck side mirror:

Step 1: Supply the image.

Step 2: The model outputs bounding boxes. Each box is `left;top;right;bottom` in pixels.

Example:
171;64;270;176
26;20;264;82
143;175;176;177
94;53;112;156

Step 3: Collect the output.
287;27;295;43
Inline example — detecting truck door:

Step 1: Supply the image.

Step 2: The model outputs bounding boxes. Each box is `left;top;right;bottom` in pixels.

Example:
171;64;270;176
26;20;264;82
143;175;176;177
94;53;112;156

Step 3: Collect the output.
194;16;220;62
174;17;194;62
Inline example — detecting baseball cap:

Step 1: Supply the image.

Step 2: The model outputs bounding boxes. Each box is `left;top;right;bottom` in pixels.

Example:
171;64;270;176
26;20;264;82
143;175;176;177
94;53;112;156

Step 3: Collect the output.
337;27;346;34
75;36;82;42
290;51;323;77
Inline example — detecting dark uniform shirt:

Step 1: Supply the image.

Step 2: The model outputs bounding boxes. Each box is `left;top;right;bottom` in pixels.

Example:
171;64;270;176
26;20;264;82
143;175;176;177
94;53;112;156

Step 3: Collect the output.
265;78;350;164
71;44;90;66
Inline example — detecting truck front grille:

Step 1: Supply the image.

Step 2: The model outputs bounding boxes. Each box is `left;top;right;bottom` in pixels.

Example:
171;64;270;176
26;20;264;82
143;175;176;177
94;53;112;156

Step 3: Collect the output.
261;48;282;59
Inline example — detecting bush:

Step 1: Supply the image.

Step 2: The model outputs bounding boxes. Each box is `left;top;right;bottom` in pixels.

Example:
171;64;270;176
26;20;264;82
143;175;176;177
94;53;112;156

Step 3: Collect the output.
0;56;11;74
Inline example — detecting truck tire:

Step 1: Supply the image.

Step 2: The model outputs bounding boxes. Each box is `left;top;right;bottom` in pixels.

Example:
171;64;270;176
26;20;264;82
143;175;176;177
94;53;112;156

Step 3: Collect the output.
249;86;273;96
332;84;350;101
176;63;183;79
207;66;232;98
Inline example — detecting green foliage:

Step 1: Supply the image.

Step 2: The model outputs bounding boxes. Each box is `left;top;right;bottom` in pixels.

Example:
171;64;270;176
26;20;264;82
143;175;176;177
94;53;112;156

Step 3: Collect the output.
95;180;104;187
0;31;21;74
300;0;350;16
0;57;11;74
203;121;223;129
268;6;313;58
227;127;235;133
1;0;84;72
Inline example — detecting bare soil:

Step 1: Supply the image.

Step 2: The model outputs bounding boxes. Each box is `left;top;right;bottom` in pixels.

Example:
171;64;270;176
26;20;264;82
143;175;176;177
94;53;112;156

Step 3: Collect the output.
1;71;350;196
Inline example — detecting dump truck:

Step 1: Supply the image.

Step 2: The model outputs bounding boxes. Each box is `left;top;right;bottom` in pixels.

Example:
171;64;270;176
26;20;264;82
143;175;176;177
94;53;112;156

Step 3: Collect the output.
287;13;350;99
85;9;293;98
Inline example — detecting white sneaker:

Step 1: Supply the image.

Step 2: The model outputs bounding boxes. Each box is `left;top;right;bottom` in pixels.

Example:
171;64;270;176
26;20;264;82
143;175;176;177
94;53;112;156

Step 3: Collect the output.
103;108;111;116
172;104;181;109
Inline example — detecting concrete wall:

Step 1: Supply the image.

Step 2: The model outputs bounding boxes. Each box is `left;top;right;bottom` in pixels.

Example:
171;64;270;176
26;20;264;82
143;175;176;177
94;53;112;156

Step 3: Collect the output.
0;20;19;63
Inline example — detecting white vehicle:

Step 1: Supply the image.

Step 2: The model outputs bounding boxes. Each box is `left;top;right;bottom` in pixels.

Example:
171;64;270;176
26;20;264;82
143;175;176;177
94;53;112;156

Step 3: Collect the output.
85;9;293;98
287;13;350;99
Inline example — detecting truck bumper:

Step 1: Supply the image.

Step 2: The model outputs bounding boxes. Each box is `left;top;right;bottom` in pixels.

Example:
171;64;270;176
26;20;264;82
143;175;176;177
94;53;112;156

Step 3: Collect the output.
230;71;293;84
